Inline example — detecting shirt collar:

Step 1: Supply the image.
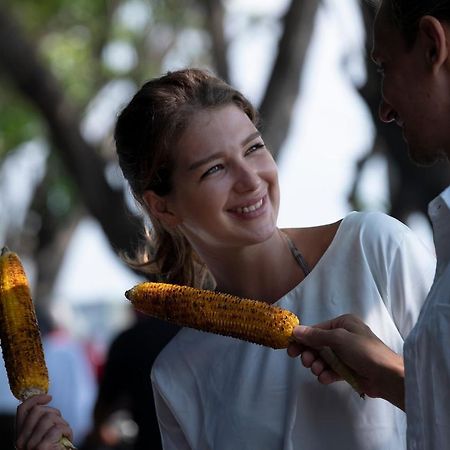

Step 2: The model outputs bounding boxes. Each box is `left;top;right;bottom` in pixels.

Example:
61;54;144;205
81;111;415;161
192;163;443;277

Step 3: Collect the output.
428;185;450;274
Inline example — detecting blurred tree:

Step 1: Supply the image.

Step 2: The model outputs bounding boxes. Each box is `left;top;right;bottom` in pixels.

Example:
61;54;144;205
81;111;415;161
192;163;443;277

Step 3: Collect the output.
0;0;320;309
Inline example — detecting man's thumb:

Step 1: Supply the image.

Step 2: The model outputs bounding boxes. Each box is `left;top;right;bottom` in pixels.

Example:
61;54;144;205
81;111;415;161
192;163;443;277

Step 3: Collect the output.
292;325;331;348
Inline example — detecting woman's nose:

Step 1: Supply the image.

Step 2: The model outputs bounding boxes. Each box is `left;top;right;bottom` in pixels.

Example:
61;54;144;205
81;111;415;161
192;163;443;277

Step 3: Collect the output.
233;164;261;192
378;99;396;123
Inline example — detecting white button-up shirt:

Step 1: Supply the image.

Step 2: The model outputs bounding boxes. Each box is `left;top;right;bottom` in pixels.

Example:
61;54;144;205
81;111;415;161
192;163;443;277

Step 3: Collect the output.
404;185;450;450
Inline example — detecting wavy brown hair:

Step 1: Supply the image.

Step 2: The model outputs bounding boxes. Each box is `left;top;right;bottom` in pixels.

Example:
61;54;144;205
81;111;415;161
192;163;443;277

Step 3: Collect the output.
115;68;259;287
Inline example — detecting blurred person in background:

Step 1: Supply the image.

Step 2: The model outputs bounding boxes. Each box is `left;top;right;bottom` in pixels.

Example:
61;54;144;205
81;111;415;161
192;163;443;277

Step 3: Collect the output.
12;308;96;449
289;1;450;448
80;311;179;450
38;309;97;446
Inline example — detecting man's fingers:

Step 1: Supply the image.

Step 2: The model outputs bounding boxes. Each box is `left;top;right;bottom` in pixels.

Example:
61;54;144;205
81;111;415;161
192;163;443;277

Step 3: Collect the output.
16;395;52;434
287;343;302;358
300;350;316;368
318;369;342;385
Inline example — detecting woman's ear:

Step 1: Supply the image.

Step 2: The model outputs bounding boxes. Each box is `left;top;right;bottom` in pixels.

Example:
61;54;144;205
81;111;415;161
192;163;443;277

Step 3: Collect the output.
143;191;181;228
419;16;448;73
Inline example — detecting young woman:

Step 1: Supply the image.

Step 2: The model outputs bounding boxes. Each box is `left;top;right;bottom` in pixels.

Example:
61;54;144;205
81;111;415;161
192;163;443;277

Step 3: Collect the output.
16;68;435;449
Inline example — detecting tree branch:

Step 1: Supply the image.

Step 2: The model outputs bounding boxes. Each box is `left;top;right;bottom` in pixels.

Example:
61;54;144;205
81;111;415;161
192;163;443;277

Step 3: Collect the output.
259;0;321;160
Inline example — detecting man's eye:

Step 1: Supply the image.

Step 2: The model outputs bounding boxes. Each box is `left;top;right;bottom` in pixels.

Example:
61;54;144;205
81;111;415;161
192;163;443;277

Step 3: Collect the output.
245;142;265;155
201;164;223;179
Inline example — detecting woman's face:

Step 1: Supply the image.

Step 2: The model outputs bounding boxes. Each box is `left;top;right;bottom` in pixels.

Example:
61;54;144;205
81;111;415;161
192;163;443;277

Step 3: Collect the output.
164;104;280;251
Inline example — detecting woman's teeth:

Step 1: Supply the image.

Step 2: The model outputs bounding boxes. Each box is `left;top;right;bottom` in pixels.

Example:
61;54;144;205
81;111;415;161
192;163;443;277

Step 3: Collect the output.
235;198;263;214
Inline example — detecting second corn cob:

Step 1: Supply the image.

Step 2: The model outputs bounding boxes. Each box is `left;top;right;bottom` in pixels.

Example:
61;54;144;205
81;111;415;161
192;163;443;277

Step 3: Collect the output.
0;247;48;401
0;247;75;448
125;281;364;397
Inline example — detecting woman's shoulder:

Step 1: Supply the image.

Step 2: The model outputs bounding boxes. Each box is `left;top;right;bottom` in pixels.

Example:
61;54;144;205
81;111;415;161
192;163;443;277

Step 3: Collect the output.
343;210;406;229
339;211;414;242
284;212;409;269
337;211;434;266
286;211;405;242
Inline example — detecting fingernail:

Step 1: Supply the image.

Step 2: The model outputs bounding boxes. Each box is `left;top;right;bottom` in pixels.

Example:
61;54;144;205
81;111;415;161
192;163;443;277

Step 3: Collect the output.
293;325;308;338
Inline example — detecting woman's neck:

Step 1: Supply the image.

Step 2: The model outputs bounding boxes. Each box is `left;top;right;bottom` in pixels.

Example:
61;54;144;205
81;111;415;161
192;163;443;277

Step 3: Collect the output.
196;229;305;303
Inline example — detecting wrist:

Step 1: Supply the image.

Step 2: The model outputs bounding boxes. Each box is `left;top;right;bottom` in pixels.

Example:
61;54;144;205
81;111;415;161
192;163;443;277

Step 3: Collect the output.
378;352;405;411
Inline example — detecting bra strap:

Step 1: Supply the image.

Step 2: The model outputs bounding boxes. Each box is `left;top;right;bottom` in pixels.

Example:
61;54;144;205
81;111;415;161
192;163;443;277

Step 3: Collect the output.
282;232;311;277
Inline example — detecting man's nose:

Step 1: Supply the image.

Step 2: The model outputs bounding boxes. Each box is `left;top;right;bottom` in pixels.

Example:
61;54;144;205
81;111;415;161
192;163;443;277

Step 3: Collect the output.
378;99;396;123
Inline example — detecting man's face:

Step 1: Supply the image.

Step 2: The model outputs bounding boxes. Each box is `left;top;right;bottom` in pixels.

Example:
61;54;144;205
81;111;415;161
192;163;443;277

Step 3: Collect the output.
372;1;450;165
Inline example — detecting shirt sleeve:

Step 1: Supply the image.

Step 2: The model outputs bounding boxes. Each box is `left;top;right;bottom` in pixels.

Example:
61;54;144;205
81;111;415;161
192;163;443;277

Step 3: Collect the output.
385;225;436;339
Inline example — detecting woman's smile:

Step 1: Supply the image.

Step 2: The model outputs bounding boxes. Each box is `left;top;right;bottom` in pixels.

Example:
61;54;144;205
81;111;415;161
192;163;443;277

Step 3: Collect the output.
228;195;266;218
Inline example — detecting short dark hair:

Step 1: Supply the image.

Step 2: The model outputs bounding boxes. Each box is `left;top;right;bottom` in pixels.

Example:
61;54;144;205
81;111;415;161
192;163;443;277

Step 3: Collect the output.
387;0;450;44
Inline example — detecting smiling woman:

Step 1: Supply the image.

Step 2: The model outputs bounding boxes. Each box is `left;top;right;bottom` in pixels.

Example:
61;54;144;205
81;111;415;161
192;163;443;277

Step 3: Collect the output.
101;68;437;450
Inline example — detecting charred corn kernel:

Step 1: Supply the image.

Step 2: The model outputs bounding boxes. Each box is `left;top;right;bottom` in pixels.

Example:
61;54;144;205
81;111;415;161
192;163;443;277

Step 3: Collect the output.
0;247;48;400
0;248;76;449
125;282;299;349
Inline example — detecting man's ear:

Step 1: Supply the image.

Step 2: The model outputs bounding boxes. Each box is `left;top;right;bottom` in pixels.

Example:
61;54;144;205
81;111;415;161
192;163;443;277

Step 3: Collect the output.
419;16;448;73
143;191;181;228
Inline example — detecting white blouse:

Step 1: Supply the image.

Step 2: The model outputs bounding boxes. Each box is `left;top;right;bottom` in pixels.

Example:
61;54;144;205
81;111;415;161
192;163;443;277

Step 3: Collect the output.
152;212;436;450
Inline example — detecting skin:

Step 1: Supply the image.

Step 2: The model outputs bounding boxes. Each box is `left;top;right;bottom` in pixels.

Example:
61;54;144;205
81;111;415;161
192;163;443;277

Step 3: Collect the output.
288;0;450;411
15;394;73;450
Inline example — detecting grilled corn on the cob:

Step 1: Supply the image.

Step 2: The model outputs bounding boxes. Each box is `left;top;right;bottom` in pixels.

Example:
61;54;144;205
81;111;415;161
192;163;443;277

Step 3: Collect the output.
0;247;48;400
126;281;364;396
0;247;75;448
126;281;299;349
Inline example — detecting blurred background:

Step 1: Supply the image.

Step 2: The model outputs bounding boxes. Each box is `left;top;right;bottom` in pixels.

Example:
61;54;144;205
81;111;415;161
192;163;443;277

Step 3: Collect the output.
0;0;449;449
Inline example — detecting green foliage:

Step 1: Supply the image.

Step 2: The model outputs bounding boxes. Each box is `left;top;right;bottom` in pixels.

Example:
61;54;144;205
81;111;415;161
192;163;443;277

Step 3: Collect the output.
40;26;98;104
0;86;43;160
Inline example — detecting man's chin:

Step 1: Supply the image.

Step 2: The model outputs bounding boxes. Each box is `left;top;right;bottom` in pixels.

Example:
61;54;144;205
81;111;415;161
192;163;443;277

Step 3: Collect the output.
408;145;446;167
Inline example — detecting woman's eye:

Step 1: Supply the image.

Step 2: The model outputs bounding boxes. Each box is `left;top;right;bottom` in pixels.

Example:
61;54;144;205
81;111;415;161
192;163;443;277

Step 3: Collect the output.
245;142;265;155
201;164;223;179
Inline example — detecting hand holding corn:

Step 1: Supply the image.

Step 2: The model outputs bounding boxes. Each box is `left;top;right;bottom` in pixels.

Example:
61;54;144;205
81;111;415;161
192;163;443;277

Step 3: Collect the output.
0;247;75;449
125;281;365;396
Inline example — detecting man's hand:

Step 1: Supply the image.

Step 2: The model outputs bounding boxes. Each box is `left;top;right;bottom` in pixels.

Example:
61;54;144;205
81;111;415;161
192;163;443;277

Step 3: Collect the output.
287;314;405;410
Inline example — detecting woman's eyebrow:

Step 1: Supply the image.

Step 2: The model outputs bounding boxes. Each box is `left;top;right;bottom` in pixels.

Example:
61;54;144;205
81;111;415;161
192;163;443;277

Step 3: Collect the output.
188;152;224;171
187;131;261;171
241;131;261;147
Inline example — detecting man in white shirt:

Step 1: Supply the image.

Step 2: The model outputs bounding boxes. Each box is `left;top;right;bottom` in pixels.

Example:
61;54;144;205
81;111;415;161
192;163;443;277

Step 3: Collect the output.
289;1;450;449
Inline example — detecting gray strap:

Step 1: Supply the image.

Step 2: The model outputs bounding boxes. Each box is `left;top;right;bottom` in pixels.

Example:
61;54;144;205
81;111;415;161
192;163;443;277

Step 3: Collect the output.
282;232;311;277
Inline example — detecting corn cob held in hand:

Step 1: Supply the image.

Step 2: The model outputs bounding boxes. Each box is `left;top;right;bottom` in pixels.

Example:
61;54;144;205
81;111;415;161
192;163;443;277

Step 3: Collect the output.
125;281;365;396
0;247;75;448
